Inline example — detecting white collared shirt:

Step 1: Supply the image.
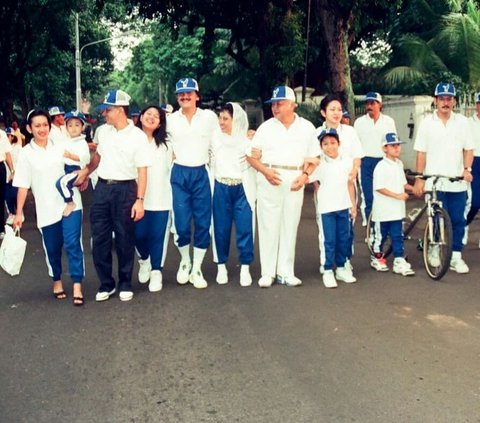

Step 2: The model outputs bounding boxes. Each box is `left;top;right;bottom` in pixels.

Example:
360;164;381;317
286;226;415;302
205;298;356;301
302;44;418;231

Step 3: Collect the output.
354;113;397;157
316;123;364;160
250;114;320;167
212;132;249;179
372;157;407;222
144;140;173;211
0;129;12;161
63;135;90;168
13;140;82;228
414;112;474;192
96;122;151;180
469;114;480;157
167;108;220;167
311;154;353;214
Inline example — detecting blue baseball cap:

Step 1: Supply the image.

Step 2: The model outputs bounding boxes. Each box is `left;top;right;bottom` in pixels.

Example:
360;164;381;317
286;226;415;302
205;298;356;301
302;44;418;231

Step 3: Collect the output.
342;109;351;118
130;108;140;117
175;78;199;93
365;92;382;103
434;82;456;97
318;127;340;142
97;89;131;111
64;111;86;124
48;106;65;116
265;86;296;103
4;127;14;136
383;132;405;146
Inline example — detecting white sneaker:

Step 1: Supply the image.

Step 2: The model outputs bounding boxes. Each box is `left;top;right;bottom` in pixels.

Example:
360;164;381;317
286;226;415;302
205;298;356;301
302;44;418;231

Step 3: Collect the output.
427;245;440;267
6;214;14;225
95;288;116;302
322;270;338;288
149;270;163;292
176;260;191;284
336;266;357;283
345;259;353;272
189;269;208;289
216;265;228;285
258;275;273;288
370;257;389;272
119;291;134;301
239;265;252;287
450;257;469;274
138;258;151;284
393;258;415;276
282;276;302;287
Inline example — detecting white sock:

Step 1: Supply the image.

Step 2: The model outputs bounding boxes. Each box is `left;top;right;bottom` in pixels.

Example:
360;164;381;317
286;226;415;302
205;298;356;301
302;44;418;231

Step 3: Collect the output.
451;251;461;260
192;247;207;271
240;264;250;273
218;263;227;272
178;245;190;263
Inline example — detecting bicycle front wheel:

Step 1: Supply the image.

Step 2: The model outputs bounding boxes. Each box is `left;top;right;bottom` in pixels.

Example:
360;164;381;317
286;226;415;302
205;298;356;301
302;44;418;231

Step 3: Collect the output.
422;206;453;280
365;213;392;258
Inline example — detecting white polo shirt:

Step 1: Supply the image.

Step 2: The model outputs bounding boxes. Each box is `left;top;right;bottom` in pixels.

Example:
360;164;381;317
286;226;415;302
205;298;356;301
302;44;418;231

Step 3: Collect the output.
311;154;353;214
354;113;397;158
0;129;12;162
250;114;320;167
414;112;474;192
49;124;68;145
144;140;173;211
469;114;480;157
13;140;82;228
167;108;219;167
64;135;90;168
96;122;151;180
372;157;407;222
212;132;248;179
316;123;364;160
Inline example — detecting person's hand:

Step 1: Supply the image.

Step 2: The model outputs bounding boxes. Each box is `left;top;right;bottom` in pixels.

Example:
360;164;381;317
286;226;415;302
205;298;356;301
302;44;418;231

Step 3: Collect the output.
64;150;72;159
350;207;357;220
263;168;281;186
87;143;97;152
13;213;23;229
463;169;473;183
303;157;320;170
413;178;425;197
291;173;308;191
251;147;262;160
131;200;145;222
397;192;409;201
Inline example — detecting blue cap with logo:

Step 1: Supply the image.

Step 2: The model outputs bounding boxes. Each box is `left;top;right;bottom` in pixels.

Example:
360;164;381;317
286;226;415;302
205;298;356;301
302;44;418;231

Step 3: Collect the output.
97;89;131;111
382;132;405;146
434;82;456;97
175;78;199;94
48;106;65;116
318;127;340;143
265;86;296;104
4;127;14;136
365;92;382;103
64;110;86;124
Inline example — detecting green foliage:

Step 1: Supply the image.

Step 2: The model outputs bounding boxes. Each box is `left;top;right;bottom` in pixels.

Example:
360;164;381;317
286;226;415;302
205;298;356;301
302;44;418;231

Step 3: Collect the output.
295;103;323;128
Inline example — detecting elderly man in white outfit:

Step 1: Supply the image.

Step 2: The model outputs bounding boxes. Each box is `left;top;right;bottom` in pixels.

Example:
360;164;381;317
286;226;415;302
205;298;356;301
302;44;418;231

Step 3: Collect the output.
247;86;320;288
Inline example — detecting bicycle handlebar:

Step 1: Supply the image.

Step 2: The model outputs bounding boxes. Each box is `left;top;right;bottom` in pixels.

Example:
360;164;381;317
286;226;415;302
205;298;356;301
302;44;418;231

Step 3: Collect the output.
405;171;464;182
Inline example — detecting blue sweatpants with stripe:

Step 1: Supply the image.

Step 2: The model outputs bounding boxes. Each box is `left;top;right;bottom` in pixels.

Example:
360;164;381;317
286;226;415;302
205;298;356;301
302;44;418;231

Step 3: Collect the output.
56;164;80;202
135;210;170;270
360;157;382;221
171;163;211;249
320;209;350;271
212;181;254;264
437;191;467;252
39;210;84;282
373;220;404;258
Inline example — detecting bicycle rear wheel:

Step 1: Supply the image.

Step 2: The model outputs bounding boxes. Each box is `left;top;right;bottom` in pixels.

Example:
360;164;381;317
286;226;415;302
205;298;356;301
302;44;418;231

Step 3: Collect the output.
422;206;453;280
365;214;392;257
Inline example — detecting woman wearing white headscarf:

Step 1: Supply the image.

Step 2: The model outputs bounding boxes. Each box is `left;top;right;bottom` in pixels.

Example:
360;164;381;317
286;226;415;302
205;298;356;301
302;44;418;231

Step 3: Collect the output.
211;102;256;286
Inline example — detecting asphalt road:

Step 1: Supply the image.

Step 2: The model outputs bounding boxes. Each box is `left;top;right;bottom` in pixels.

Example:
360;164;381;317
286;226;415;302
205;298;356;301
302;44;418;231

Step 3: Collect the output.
1;188;480;423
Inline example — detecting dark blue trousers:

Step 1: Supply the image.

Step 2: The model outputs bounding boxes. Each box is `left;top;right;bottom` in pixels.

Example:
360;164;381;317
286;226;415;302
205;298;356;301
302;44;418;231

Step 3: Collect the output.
437;191;467;252
375;220;404;258
90;179;136;292
212;181;254;264
360;157;382;220
320;209;350;270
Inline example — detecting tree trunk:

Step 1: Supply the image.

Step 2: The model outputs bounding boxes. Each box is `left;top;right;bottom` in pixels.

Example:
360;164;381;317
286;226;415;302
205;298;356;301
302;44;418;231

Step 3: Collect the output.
317;3;356;119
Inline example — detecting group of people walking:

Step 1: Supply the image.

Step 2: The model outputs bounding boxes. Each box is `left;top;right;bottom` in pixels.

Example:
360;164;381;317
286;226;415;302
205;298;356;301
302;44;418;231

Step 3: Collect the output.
1;78;478;305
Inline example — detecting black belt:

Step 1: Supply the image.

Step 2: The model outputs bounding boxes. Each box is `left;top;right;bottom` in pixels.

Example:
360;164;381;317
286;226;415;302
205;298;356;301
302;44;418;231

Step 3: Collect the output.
98;177;134;185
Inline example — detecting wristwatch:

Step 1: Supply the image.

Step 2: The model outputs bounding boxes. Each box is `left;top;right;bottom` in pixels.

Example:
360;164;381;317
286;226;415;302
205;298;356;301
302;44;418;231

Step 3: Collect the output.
464;167;472;172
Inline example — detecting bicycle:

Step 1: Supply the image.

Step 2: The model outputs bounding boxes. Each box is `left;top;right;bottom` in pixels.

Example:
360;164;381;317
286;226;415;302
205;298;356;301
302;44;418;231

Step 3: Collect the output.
365;173;463;280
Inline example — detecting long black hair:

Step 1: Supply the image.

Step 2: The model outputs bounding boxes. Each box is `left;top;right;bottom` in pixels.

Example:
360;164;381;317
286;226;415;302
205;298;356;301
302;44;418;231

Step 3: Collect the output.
136;105;167;149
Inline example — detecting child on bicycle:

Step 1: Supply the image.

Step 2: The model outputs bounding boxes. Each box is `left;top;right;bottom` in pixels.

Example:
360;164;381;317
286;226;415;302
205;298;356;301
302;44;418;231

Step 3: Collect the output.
311;128;357;288
370;133;415;276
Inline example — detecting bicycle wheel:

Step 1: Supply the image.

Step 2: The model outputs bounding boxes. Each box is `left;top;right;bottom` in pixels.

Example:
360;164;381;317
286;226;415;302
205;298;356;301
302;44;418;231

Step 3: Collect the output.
422;206;453;280
365;214;392;257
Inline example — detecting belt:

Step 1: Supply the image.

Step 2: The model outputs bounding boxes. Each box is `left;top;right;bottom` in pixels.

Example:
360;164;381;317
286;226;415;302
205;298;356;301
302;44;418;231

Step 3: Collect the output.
216;177;243;186
98;177;134;185
263;163;303;171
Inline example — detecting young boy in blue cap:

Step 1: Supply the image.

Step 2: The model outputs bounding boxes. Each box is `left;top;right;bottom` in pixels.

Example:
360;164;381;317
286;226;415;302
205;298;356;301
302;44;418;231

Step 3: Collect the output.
371;132;414;276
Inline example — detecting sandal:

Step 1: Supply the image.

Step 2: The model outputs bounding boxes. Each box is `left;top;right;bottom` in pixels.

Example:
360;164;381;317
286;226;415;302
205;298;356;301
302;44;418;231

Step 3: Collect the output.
53;291;67;300
73;296;84;307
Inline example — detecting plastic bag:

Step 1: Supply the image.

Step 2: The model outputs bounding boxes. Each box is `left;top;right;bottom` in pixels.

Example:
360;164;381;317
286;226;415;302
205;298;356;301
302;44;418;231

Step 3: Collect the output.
0;225;27;276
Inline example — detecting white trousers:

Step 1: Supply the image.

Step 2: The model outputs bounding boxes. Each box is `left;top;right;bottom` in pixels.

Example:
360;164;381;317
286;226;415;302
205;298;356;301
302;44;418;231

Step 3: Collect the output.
256;170;304;278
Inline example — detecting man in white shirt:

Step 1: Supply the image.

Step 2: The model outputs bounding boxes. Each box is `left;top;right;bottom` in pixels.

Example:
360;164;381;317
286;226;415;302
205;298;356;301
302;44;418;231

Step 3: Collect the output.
413;82;474;273
167;77;219;289
247;86;320;288
354;92;397;224
76;89;151;301
48;106;68;144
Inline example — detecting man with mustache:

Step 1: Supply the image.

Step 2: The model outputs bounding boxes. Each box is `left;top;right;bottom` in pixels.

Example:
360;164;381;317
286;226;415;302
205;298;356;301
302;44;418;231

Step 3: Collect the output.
413;82;474;273
354;92;397;225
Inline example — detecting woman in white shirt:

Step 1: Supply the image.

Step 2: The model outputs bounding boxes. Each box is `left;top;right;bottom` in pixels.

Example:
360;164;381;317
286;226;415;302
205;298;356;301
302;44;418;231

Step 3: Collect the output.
135;105;173;292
